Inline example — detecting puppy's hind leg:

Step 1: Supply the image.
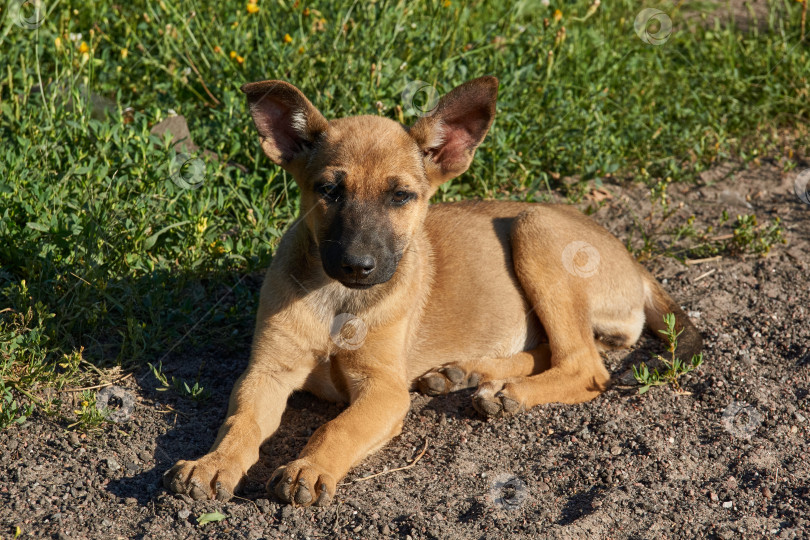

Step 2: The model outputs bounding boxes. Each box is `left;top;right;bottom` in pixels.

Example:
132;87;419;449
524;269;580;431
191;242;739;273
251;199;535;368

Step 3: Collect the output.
472;207;616;417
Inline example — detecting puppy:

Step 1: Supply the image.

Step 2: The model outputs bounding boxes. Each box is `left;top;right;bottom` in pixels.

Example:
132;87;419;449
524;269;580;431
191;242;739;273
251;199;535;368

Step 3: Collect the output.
164;76;701;506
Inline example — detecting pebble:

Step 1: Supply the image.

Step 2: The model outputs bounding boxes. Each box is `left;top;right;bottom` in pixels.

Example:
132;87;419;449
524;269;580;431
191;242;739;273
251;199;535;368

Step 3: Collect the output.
105;457;121;473
177;509;191;520
124;497;138;506
610;446;622;456
710;492;719;502
68;433;80;446
281;506;293;519
761;486;773;499
722;501;733;508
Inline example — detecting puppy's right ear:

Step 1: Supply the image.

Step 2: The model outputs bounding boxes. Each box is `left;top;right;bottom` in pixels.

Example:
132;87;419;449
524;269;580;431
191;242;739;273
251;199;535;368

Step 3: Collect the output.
241;80;328;172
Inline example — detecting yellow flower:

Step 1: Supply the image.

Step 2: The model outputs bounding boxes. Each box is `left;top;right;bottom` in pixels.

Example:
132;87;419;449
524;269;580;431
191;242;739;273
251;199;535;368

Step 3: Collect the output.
236;55;244;64
298;46;305;53
553;9;562;22
120;48;128;59
54;37;62;49
303;7;310;16
78;41;89;54
283;33;293;44
246;2;259;14
443;0;451;6
230;50;237;59
81;400;89;407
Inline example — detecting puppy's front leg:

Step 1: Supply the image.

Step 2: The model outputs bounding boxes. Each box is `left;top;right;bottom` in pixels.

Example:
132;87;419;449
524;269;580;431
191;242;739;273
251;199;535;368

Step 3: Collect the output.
269;324;411;507
164;316;314;501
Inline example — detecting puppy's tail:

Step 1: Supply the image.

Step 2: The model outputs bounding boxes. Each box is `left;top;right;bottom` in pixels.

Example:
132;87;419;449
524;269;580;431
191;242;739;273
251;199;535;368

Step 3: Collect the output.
641;270;703;361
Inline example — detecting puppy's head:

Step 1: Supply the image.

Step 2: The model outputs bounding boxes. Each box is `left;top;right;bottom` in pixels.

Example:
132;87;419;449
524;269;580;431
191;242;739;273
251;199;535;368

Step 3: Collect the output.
242;77;498;289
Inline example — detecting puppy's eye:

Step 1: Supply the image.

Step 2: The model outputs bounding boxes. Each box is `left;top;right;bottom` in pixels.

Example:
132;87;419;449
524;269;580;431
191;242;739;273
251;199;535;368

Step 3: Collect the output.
391;190;413;205
316;183;341;202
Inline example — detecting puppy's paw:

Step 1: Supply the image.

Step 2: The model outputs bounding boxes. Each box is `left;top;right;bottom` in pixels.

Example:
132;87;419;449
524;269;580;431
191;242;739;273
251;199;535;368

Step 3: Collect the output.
472;381;523;418
267;459;336;507
163;455;242;502
416;365;481;396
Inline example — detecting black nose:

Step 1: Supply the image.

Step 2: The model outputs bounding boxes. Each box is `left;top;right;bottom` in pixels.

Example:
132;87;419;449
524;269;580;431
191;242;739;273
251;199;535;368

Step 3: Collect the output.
341;253;376;279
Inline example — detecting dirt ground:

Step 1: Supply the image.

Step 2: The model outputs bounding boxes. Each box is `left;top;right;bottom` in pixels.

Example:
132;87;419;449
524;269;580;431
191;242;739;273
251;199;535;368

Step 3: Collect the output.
1;156;808;539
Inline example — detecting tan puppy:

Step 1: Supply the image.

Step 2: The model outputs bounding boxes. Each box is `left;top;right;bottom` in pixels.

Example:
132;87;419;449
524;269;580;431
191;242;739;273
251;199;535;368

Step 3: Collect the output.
164;76;701;506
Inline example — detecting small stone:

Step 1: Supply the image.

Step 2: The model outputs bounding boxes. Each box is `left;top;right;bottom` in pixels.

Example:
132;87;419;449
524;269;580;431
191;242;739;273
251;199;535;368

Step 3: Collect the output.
761;486;773;499
68;432;80;446
105;457;121;472
610;446;622;456
381;525;391;535
353;525;363;533
124;497;138;506
722;501;733;508
727;476;738;490
177;509;191;520
281;505;293;519
710;491;719;502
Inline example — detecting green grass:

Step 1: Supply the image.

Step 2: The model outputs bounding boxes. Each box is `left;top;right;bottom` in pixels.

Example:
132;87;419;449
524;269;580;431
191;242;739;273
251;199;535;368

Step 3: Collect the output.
1;0;809;428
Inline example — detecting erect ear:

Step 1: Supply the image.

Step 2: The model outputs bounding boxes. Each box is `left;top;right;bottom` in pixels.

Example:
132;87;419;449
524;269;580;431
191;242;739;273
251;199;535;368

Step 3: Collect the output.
408;76;498;186
240;80;329;172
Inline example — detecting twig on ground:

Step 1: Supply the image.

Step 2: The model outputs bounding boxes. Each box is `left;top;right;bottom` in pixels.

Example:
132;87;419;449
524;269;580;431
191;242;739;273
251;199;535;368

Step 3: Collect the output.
685;255;722;265
341;439;429;485
64;373;133;393
693;268;717;283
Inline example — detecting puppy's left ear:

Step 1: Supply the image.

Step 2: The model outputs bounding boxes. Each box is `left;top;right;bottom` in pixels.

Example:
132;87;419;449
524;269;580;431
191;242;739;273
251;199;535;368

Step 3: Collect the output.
409;76;498;187
241;80;329;175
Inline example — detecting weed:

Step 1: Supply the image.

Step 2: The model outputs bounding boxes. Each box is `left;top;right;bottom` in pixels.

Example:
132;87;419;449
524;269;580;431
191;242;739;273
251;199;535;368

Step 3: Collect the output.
633;313;704;394
67;390;109;431
629;176;788;261
148;361;210;401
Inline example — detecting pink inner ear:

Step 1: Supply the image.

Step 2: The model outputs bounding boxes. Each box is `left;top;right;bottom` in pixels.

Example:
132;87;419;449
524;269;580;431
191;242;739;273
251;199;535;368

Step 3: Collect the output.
431;124;475;172
429;107;491;174
251;97;306;162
